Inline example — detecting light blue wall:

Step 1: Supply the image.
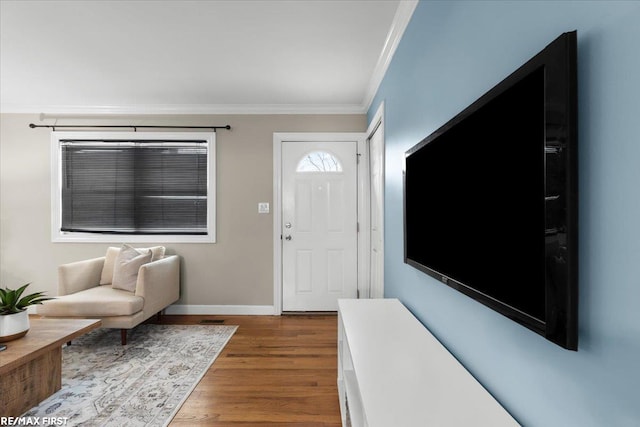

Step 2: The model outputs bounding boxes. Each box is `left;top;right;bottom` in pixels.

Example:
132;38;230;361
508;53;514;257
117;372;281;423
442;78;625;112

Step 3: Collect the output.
368;1;640;426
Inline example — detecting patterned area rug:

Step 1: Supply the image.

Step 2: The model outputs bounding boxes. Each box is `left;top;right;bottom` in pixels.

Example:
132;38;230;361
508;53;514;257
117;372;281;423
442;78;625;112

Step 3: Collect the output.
23;324;237;426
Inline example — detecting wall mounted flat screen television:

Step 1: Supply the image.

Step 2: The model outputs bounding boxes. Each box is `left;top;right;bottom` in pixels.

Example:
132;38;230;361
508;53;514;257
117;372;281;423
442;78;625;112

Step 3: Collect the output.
403;31;578;350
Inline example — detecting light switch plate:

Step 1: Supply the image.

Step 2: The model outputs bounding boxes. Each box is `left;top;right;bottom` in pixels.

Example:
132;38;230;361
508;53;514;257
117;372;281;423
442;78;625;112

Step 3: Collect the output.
258;202;270;214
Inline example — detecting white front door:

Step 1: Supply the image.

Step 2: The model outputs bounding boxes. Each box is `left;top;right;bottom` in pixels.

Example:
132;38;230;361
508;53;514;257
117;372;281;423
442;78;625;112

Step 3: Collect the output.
282;140;358;311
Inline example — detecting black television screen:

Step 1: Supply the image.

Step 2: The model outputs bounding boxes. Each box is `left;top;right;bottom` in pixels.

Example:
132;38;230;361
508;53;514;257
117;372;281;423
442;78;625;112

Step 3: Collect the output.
404;31;578;350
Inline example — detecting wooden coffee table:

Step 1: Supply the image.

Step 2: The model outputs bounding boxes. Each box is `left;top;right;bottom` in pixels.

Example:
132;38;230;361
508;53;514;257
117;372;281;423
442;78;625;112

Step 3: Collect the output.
0;317;101;416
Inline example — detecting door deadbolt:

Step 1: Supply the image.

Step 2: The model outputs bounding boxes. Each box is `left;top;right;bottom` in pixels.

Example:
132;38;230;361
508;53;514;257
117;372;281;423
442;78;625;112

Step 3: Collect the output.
285;222;292;229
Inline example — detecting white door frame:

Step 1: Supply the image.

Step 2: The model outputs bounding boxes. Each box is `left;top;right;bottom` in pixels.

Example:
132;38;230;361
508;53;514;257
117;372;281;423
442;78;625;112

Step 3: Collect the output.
365;102;385;298
273;132;366;314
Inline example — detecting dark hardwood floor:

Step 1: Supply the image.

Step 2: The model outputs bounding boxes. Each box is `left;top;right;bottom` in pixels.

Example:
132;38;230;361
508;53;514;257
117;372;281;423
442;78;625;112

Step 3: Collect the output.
150;314;342;426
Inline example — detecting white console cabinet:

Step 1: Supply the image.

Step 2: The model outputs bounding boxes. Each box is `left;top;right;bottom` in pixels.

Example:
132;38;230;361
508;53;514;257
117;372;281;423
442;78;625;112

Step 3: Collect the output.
337;298;520;427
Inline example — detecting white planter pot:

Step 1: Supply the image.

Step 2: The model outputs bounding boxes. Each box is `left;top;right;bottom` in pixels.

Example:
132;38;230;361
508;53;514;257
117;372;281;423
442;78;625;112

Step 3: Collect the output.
0;310;30;342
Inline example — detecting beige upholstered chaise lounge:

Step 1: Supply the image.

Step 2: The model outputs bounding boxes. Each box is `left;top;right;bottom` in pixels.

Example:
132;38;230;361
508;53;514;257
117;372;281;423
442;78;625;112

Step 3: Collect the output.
39;245;180;345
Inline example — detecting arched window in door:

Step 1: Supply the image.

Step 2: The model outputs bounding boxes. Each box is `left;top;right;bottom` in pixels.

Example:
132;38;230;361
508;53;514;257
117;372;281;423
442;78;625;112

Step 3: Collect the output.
296;151;343;172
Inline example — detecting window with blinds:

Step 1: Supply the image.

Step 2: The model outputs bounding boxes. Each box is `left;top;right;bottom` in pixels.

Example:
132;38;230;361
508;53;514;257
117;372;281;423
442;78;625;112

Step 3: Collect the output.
51;132;216;243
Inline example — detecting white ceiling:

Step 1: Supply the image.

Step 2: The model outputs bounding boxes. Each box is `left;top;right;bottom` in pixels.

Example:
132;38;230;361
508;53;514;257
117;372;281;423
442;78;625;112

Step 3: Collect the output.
0;0;416;114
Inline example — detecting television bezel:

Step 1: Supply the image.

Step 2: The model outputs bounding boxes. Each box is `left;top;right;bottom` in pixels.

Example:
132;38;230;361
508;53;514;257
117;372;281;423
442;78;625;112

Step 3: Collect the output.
403;31;578;350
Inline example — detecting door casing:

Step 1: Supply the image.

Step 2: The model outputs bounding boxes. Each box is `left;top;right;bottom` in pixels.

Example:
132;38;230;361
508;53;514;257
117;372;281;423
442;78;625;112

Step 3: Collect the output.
366;102;385;298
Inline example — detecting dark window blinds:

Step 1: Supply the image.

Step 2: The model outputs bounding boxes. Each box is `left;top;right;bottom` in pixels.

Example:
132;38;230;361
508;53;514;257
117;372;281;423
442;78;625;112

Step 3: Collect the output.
61;140;208;235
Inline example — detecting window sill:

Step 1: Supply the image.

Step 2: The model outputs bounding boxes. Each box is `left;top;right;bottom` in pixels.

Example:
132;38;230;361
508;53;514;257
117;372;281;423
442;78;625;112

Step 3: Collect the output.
52;232;215;244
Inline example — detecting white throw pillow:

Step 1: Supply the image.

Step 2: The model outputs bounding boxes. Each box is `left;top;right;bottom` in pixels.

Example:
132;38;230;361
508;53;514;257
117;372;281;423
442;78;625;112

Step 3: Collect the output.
149;246;166;261
111;244;152;292
100;245;165;285
100;247;122;285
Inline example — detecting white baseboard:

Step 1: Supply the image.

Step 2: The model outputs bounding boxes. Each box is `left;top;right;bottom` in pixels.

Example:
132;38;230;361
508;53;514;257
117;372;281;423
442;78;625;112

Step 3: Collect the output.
164;304;276;316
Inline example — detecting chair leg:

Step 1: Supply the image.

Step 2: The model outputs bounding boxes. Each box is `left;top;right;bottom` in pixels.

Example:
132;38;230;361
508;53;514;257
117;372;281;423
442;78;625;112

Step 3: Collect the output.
121;329;127;345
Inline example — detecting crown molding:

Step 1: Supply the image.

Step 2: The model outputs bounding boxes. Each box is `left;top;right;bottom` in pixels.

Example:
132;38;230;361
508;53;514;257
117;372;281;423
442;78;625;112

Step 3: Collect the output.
0;103;367;116
361;0;418;113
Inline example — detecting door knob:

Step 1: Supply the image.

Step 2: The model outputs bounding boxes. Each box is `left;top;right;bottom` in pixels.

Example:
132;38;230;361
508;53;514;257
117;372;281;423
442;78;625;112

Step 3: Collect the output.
285;235;292;241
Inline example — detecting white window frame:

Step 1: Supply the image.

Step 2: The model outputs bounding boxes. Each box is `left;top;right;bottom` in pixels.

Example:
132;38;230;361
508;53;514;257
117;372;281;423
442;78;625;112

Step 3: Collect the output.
296;150;344;172
51;131;216;243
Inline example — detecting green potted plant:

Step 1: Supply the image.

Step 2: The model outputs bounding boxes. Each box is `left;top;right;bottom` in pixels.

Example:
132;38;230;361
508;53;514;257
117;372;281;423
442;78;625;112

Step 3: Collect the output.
0;283;54;342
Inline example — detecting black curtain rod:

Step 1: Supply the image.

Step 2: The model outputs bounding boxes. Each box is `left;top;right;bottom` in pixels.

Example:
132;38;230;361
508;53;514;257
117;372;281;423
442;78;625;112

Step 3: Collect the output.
29;123;231;131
